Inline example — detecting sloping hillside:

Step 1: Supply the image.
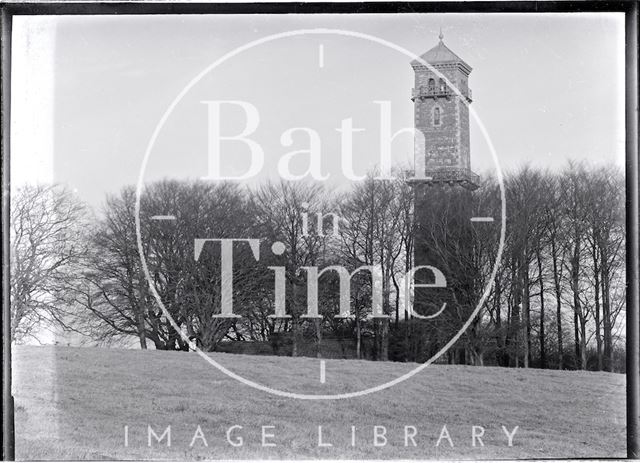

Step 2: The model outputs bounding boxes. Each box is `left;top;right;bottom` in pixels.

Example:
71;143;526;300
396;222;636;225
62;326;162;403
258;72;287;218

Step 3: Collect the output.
12;346;626;459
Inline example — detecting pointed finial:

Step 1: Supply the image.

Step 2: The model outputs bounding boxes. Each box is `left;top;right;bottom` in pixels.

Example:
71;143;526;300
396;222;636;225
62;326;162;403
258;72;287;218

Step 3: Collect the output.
439;27;444;42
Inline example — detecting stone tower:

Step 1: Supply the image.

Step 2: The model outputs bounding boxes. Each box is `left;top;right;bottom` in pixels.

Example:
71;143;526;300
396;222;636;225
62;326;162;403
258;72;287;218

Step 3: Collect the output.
410;33;479;321
410;31;478;189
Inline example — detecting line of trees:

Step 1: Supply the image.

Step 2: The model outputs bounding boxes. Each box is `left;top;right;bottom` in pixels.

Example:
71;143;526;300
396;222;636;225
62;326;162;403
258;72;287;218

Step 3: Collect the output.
9;162;626;371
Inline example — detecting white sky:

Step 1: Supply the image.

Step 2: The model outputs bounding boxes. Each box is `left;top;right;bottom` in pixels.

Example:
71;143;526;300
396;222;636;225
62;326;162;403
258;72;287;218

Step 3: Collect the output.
11;13;626;207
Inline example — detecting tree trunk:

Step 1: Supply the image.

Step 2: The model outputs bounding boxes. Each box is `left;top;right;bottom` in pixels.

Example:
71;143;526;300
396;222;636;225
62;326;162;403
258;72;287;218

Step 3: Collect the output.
551;237;564;369
355;316;361;360
136;310;148;349
403;252;411;361
511;258;521;368
315;318;322;358
580;318;587;369
572;238;583;369
494;276;506;367
291;318;299;357
592;239;603;370
522;257;530;368
393;276;400;329
379;319;389;361
573;307;580;368
138;331;147;349
536;248;546;369
600;244;613;372
522;263;531;368
291;281;300;357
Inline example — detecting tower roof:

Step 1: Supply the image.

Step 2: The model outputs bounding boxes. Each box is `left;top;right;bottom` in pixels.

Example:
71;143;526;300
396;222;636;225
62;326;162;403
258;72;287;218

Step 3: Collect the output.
411;34;472;73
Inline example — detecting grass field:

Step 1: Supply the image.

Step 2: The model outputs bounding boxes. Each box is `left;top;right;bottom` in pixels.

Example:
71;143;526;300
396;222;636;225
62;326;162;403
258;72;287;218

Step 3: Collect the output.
12;345;626;459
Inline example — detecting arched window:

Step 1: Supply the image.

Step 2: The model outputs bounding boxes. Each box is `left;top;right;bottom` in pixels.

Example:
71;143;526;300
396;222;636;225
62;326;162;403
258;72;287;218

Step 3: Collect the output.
433;107;441;126
439;78;446;93
428;78;435;93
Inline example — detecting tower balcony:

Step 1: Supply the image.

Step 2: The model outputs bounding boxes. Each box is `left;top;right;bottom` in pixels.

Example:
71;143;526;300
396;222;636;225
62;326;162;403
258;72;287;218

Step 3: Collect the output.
411;87;472;103
407;167;480;191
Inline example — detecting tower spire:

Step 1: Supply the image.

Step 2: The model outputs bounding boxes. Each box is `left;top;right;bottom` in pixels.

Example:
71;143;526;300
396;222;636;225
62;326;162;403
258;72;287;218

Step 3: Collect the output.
438;27;444;42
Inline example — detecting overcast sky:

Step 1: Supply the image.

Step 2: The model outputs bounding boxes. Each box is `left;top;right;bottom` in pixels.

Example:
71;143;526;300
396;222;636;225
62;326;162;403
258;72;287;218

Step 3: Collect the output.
11;13;625;208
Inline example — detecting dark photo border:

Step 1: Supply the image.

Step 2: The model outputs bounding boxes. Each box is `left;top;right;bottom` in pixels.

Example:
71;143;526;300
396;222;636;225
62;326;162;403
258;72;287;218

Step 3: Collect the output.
1;2;638;460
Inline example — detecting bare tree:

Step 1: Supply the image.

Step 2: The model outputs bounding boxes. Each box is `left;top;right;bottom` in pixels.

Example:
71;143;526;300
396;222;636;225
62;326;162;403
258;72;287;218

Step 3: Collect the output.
562;163;591;369
79;180;255;351
338;173;409;360
503;166;548;367
250;180;330;357
543;174;568;369
24;162;622;370
10;184;88;342
585;166;625;370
